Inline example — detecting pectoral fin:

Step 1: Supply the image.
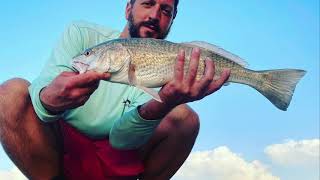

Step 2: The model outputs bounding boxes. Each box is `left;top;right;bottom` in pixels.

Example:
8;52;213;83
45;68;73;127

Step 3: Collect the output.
137;85;162;103
128;63;137;85
128;63;162;102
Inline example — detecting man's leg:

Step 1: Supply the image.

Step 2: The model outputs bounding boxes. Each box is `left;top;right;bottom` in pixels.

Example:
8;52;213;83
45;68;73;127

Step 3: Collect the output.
0;78;63;180
138;104;200;180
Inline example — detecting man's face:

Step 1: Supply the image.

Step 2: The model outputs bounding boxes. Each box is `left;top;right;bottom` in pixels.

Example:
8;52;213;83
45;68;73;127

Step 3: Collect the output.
126;0;175;39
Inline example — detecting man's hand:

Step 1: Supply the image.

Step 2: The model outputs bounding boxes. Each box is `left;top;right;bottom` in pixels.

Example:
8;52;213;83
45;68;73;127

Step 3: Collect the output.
138;48;230;120
159;48;231;107
40;71;110;114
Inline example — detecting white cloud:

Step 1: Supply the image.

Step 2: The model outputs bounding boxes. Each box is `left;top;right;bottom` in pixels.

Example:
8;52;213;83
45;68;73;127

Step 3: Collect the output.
172;146;280;180
0;167;27;180
2;139;318;180
265;139;320;167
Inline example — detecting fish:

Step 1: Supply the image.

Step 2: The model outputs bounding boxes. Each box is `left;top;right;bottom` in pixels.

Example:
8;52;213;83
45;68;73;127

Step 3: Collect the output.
71;38;306;111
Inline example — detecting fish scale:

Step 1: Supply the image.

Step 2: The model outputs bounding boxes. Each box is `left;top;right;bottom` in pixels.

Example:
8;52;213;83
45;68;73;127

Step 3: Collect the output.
124;39;208;85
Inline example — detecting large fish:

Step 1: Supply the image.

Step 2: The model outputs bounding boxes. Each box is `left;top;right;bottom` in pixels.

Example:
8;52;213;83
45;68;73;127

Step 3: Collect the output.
72;38;306;111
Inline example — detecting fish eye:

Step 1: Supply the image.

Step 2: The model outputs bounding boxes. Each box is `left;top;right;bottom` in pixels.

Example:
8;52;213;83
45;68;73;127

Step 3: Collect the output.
84;51;91;56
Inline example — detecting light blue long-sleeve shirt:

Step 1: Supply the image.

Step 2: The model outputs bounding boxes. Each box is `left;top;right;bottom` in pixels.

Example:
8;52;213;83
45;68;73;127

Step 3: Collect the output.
28;21;161;149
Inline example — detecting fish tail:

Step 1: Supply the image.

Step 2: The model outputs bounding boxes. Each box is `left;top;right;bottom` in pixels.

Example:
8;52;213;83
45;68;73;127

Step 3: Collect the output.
253;69;306;111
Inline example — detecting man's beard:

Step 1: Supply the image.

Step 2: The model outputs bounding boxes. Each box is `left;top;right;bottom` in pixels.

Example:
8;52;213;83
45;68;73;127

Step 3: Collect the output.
128;12;171;39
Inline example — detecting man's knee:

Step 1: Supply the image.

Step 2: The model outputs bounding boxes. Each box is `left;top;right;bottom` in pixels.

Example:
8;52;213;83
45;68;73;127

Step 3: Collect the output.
167;104;200;136
0;78;32;127
0;78;31;96
180;105;200;135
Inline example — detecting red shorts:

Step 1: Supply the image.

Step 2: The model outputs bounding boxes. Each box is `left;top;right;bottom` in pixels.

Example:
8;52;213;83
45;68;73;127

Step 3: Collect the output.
59;120;144;180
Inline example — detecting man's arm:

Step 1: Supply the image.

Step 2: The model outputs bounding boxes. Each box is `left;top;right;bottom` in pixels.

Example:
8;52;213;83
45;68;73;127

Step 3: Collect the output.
39;71;110;114
29;22;119;122
28;23;86;121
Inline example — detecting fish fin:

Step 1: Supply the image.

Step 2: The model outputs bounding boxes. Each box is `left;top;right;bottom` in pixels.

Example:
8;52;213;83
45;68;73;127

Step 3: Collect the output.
137;85;163;103
182;41;248;67
128;62;162;102
254;69;306;111
128;62;137;85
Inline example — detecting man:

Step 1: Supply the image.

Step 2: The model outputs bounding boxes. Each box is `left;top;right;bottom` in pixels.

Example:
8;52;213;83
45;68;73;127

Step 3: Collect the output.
0;0;230;179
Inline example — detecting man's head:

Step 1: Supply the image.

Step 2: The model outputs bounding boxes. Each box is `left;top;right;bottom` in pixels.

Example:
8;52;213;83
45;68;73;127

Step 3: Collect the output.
125;0;179;39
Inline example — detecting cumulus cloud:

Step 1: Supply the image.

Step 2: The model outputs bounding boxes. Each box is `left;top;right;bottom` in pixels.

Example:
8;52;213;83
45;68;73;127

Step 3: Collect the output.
172;146;280;180
0;167;27;180
265;139;320;167
2;139;318;180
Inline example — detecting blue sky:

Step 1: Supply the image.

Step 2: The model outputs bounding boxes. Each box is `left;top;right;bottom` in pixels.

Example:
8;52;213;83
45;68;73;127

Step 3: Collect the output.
0;1;319;180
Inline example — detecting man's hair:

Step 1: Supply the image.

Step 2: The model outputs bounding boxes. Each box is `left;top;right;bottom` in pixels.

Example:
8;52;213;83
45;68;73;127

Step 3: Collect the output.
129;0;179;18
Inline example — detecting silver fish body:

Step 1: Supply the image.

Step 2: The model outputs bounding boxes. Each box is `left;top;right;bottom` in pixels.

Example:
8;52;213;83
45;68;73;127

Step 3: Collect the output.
72;38;306;111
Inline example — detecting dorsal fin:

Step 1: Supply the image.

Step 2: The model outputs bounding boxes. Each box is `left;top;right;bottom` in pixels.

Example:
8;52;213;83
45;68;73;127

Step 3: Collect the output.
182;41;249;67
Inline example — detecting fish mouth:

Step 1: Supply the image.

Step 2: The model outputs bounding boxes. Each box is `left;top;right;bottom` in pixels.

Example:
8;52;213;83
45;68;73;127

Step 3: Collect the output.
72;61;89;74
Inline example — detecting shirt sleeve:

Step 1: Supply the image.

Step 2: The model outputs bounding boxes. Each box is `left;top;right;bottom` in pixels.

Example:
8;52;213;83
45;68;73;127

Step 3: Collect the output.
109;89;162;150
28;22;85;122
